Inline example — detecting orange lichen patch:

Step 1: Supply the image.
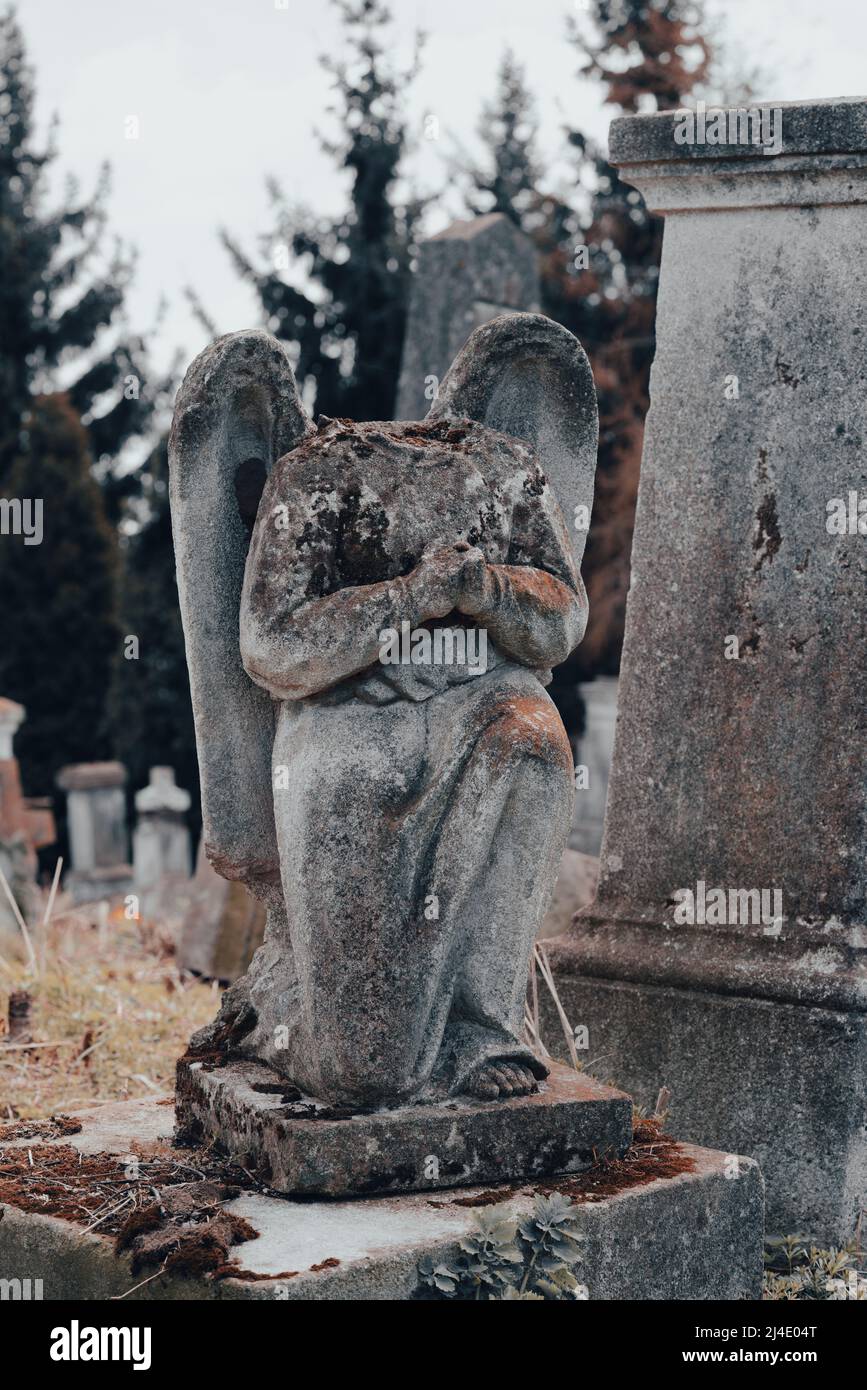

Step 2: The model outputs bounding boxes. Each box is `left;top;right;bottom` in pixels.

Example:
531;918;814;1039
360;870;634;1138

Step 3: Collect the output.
505;566;574;614
484;695;573;771
309;1257;340;1273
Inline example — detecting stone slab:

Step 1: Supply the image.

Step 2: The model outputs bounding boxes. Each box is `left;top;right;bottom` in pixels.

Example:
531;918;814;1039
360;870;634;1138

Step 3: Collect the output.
176;1058;633;1197
541;969;867;1243
0;1097;764;1301
610;96;867;165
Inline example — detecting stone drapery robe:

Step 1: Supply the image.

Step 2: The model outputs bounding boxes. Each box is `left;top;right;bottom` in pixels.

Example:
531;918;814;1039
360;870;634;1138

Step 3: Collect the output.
236;415;586;1106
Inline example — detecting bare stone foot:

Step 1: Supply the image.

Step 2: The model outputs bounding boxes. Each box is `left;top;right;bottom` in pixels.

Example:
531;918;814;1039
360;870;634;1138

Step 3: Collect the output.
464;1060;539;1101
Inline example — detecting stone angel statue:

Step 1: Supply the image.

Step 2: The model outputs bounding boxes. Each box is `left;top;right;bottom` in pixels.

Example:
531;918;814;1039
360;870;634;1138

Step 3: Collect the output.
169;313;597;1110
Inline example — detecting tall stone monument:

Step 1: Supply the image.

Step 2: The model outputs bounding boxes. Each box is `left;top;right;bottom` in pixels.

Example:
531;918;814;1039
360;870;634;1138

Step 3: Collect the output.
548;99;867;1241
56;762;133;905
395;213;540;421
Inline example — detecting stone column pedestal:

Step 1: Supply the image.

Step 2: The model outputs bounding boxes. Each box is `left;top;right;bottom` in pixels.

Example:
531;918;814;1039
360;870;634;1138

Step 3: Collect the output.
56;762;133;905
548;99;867;1241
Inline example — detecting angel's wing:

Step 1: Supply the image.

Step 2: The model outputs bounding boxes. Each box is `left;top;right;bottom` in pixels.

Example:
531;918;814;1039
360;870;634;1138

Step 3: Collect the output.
169;330;314;888
426;313;598;570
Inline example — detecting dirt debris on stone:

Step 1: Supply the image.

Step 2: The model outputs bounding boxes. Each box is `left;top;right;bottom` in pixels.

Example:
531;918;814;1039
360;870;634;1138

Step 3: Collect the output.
428;1115;695;1210
0;1137;266;1283
539;1116;696;1203
0;1113;82;1142
120;1206;260;1279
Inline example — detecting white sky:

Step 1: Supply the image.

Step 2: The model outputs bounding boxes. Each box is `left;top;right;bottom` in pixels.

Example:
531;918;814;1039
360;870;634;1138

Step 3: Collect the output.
14;0;866;388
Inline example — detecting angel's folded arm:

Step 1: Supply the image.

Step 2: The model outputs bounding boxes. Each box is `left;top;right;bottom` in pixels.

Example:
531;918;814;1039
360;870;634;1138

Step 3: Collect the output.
462;480;587;668
240;572;432;701
467;564;586;668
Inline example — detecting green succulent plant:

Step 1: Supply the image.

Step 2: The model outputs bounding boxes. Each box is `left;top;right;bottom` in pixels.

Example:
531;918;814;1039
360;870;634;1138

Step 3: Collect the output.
418;1191;587;1301
763;1236;866;1300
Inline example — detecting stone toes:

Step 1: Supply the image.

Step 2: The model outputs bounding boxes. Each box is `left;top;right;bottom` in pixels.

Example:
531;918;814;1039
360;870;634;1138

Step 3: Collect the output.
490;1066;515;1096
509;1064;534;1095
468;1069;499;1100
466;1062;540;1101
502;1064;526;1093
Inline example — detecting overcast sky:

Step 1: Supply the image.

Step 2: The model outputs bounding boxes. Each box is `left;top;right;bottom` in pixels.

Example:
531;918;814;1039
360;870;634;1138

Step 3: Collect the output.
14;0;867;388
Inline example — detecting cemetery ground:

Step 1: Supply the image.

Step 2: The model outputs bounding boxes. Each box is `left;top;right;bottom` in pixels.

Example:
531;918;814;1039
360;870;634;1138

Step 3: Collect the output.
0;887;860;1303
0;891;218;1121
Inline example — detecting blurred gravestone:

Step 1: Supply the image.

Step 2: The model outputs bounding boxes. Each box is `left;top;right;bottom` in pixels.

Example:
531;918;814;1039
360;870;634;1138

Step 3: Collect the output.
539;848;599;939
570;677;619;856
55;762;133;905
178;840;266;983
0;698;55;947
133;766;193;920
395;212;540;421
398;213;595;933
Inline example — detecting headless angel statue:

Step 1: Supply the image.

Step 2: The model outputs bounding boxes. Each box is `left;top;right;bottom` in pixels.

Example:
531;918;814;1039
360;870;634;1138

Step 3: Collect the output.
169;314;598;1110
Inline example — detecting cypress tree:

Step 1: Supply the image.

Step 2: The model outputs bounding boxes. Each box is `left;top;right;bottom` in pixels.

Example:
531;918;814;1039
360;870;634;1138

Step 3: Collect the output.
0;7;157;503
202;0;424;422
0;395;121;798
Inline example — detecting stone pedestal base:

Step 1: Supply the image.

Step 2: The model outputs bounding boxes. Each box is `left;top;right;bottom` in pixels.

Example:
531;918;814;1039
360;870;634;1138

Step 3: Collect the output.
0;1096;764;1300
176;1058;633;1197
543;968;866;1243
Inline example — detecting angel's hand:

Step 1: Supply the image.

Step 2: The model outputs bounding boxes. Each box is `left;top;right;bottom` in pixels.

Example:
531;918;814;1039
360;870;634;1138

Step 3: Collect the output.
455;547;496;619
410;543;478;620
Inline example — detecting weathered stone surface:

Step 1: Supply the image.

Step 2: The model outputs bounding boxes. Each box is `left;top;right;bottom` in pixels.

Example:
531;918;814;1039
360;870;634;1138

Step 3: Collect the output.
610;95;867;166
0;1095;763;1301
169;331;312;892
55;761;132;905
175;1058;632;1197
170;313;599;1120
178;840;266;982
395;213;540;422
541;974;866;1241
551;98;867;1241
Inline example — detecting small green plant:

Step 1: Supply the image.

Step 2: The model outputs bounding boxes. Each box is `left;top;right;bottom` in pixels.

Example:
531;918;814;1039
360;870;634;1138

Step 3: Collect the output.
418;1192;587;1300
763;1235;866;1300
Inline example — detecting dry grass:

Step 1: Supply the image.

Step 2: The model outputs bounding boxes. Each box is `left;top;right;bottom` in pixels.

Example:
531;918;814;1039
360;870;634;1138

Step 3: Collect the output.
524;941;583;1071
0;894;220;1121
